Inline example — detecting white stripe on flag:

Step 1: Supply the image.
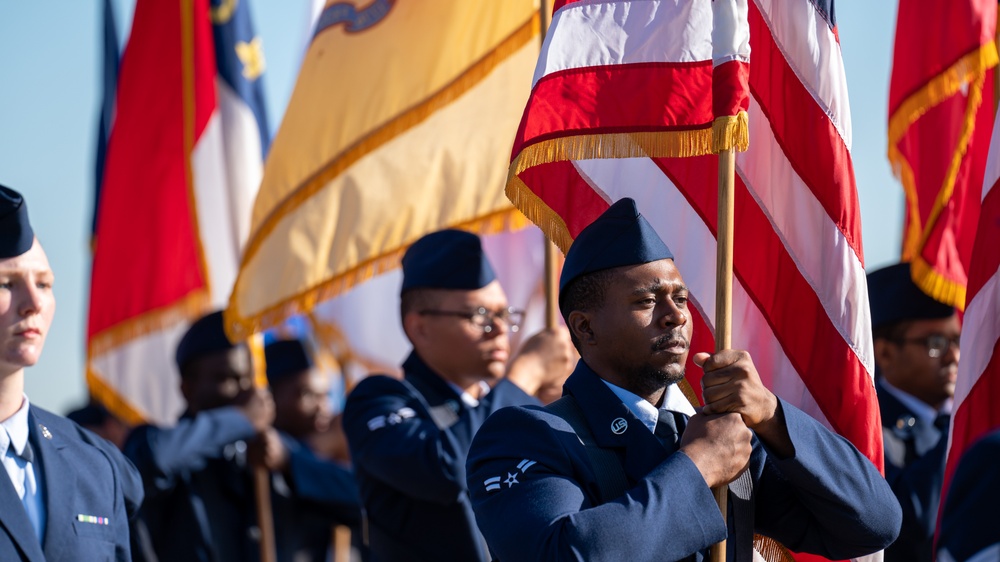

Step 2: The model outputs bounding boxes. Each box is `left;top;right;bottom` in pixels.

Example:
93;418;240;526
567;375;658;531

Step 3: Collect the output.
953;270;1000;407
754;0;852;148
534;0;713;87
740;95;873;371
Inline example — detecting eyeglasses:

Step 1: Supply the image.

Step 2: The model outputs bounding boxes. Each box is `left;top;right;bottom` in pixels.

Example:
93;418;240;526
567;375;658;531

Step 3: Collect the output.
896;334;960;358
418;306;524;333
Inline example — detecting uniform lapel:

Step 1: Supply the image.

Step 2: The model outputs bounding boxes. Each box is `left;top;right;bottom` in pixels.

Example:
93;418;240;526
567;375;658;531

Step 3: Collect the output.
29;409;77;561
564;363;670;484
0;409;46;562
0;457;45;561
404;353;477;446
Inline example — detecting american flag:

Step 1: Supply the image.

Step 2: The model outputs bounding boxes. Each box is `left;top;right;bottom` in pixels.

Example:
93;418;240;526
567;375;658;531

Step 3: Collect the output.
507;0;879;559
941;104;1000;524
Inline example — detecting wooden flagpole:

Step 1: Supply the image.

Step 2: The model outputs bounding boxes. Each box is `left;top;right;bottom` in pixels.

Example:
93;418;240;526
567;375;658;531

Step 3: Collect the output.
710;147;737;562
534;1;561;326
248;333;278;562
539;0;562;331
253;467;277;562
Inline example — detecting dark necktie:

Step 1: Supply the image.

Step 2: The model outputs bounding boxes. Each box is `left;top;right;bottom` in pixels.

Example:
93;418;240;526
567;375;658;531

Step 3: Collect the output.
934;413;951;432
654;410;684;453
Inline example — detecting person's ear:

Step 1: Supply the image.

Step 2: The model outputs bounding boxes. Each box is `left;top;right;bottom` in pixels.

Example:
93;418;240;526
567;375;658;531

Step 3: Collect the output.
568;310;596;348
873;338;896;374
402;311;425;345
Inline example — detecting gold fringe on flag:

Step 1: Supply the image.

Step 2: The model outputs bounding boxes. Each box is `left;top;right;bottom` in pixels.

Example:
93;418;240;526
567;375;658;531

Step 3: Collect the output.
887;44;998;148
225;208;529;342
86;366;149;426
508;129;715;181
712;112;749;153
504;174;575;254
753;535;796;562
910;254;967;312
88;289;211;358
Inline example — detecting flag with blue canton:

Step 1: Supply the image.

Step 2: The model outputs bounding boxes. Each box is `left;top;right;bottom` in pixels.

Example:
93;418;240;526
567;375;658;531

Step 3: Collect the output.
88;0;271;425
211;0;270;156
92;0;120;245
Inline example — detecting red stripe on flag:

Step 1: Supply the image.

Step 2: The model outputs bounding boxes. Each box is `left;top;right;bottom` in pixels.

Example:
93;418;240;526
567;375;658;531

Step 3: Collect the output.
944;337;1000;488
89;0;217;337
683;303;715;405
748;3;864;263
518;161;611;238
657;155;881;468
713;60;750;118
513;62;714;155
888;0;996;116
965;183;1000;303
551;0;581;13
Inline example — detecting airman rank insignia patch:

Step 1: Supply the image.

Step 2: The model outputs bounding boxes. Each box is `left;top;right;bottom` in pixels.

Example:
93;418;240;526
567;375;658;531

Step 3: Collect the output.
367;407;416;431
484;459;537;492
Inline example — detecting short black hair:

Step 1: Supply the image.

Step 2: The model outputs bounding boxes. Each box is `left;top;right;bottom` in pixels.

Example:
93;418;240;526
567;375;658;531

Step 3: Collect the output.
559;269;615;350
872;319;912;344
400;288;442;321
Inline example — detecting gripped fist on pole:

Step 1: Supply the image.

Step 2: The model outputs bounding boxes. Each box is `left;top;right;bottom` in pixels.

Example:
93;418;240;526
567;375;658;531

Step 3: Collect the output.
248;428;290;473
237;387;276;433
694;349;794;459
694;350;778;430
680;411;753;488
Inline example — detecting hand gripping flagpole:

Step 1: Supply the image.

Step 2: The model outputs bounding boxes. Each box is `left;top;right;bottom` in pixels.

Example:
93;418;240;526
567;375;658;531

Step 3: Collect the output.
710;1;750;561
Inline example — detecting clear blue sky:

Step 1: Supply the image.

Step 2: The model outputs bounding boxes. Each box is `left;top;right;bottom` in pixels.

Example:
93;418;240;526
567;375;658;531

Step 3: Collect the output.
0;1;903;414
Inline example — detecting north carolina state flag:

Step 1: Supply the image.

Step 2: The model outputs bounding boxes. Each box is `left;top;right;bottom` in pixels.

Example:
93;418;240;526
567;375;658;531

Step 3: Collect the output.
89;0;269;424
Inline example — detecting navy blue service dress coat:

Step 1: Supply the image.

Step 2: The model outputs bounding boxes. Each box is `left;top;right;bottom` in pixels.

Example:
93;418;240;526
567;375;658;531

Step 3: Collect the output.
877;378;948;562
342;352;538;562
125;406;361;562
937;428;1000;562
467;362;902;562
0;406;144;562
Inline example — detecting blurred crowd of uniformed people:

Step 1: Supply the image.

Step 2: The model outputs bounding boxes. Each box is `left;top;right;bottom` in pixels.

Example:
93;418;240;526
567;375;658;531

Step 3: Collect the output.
2;182;998;562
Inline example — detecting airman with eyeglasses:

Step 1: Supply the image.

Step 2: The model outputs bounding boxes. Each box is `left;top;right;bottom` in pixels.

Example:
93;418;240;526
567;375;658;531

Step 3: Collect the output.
418;306;525;334
868;262;961;562
342;229;575;562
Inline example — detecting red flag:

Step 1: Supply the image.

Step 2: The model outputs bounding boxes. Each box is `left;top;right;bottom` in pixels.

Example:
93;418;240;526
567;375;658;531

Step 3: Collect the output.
88;0;269;424
887;0;997;309
508;1;878;559
940;105;1000;526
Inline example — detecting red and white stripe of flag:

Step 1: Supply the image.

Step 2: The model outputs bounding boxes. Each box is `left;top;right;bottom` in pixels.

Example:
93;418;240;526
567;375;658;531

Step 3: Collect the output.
942;105;1000;506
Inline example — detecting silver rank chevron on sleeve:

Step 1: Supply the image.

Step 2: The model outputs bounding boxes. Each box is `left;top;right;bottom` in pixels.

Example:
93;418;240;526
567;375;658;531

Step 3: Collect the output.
484;459;537;492
367;407;417;431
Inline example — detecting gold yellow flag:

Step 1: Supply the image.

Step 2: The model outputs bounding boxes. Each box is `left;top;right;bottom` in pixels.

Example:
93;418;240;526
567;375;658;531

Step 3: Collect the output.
226;0;540;339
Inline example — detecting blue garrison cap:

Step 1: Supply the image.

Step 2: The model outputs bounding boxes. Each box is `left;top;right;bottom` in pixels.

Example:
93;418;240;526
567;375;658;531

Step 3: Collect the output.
400;229;496;293
264;339;314;385
560;198;673;291
0;184;35;259
867;263;955;331
175;311;238;371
